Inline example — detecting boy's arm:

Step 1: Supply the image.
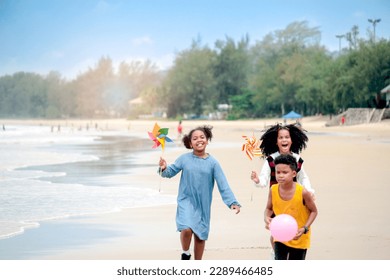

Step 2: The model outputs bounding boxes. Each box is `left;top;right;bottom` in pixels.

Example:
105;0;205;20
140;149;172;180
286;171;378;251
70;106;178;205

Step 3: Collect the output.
296;189;318;237
303;188;318;226
264;189;273;229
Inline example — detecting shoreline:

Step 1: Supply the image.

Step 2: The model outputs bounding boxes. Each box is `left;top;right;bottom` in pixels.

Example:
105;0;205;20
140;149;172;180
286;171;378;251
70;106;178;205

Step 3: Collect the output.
1;117;389;260
0;127;177;243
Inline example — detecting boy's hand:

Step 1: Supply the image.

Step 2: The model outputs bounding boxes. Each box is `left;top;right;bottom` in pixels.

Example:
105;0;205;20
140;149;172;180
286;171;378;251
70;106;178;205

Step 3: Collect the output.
264;216;272;230
293;228;305;240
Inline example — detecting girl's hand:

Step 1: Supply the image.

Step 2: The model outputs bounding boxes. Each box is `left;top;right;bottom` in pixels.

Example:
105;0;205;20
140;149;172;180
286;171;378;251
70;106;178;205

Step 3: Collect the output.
230;204;241;214
159;157;167;171
251;171;259;184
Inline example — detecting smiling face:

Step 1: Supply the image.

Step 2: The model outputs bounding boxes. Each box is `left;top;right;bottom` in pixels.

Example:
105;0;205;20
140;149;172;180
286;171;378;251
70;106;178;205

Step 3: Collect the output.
277;128;292;154
190;129;208;154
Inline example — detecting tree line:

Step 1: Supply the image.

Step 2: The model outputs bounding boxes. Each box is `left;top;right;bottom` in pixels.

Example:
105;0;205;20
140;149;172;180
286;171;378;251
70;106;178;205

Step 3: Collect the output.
1;21;389;120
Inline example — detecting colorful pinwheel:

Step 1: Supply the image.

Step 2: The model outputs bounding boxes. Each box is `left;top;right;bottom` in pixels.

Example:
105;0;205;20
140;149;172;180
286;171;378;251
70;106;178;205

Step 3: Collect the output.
242;134;262;202
148;122;173;152
242;135;262;160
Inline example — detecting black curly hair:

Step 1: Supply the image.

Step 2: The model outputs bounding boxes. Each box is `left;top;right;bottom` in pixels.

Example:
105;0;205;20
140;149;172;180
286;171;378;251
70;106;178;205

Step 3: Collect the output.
259;123;308;156
182;125;213;149
274;154;298;171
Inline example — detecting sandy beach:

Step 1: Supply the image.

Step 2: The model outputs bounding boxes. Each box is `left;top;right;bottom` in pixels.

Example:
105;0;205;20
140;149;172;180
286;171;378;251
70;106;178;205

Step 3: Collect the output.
1;116;389;260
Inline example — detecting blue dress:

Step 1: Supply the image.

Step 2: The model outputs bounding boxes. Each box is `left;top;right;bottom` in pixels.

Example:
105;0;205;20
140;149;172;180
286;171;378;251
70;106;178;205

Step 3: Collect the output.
161;152;240;240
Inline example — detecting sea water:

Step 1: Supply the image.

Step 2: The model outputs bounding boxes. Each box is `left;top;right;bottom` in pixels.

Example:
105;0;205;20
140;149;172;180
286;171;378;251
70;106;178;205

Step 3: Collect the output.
0;124;176;240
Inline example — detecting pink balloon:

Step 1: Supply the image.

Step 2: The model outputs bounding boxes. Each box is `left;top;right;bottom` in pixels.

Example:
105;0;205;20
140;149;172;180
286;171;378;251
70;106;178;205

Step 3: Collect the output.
270;214;298;242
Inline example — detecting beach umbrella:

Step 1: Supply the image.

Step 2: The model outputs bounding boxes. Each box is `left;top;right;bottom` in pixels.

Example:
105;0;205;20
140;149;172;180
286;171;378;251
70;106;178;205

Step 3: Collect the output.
282;111;302;119
380;84;390;93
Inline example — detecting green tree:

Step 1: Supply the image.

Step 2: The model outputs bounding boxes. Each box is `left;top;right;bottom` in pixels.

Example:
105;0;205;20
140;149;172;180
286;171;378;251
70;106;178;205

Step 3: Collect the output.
45;71;71;118
295;46;333;115
353;40;390;107
213;35;251;107
249;21;322;117
161;40;217;118
329;40;390;111
117;60;162;116
229;89;255;119
73;56;114;117
0;72;47;117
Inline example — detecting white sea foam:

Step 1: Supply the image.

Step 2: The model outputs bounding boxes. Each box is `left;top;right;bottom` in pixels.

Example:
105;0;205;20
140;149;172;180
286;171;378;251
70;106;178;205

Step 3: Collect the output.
0;124;176;239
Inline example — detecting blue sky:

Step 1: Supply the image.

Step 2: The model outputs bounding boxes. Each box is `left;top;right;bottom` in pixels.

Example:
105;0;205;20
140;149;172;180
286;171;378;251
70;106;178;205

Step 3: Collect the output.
0;0;389;80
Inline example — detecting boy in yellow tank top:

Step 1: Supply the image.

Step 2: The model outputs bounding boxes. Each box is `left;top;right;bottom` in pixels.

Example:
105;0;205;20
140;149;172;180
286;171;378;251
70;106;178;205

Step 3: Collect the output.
264;154;318;260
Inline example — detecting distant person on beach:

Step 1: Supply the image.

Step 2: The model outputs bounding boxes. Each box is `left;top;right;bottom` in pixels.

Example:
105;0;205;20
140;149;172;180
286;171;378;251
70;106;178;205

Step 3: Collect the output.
177;120;183;140
341;116;346;125
250;123;314;258
264;154;318;260
158;125;241;260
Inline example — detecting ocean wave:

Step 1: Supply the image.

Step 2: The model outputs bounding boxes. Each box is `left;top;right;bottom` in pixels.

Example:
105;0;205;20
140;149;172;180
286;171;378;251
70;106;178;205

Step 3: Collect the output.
0;125;177;241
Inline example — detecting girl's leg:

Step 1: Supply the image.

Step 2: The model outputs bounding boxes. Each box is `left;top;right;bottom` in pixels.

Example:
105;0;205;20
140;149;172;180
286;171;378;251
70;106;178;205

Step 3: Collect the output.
180;228;193;251
193;234;206;260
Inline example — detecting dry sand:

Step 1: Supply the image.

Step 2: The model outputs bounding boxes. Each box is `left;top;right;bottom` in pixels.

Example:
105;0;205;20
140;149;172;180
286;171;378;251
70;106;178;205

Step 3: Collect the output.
2;117;390;260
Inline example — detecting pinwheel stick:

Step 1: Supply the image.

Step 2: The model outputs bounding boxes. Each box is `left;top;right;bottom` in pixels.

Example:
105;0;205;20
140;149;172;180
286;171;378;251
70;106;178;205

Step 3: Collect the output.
158;149;166;192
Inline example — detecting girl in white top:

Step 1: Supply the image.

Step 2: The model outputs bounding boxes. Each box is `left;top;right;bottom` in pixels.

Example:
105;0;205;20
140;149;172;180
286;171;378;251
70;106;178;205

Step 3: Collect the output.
251;123;315;195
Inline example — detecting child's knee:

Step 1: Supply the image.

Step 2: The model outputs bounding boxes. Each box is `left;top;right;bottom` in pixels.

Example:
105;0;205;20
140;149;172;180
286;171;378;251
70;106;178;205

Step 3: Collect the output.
181;228;193;237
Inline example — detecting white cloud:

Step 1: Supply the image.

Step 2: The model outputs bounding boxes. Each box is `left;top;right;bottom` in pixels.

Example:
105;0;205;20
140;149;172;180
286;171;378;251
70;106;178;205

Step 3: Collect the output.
131;36;154;46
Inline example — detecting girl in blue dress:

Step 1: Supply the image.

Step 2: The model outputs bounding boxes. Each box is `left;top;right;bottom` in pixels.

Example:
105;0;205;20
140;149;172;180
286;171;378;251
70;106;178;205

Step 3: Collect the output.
159;125;241;260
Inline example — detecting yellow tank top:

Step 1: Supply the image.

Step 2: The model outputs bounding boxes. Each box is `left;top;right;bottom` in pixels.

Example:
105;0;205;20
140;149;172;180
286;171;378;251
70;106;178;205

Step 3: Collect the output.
271;183;311;249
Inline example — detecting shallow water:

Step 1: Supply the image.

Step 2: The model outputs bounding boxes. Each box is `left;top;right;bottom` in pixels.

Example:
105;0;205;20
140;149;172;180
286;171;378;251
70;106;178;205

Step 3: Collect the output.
0;124;176;240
